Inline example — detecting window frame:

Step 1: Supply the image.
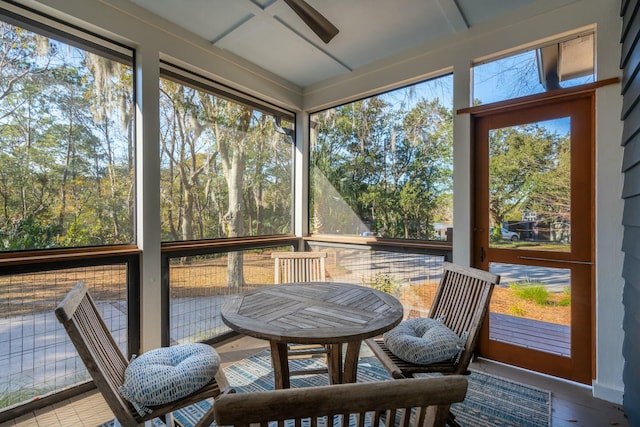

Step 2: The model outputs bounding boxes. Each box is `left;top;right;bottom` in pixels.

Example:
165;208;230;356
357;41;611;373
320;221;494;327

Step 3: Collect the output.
307;73;455;245
0;3;136;253
158;62;297;243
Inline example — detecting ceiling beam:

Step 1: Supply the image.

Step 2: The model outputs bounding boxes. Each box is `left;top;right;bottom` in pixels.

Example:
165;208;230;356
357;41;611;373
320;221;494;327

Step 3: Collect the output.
437;0;469;33
213;0;350;73
211;0;280;44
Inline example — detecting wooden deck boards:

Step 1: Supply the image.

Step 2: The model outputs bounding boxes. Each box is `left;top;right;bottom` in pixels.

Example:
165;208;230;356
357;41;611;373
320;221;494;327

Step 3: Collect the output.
489;312;571;356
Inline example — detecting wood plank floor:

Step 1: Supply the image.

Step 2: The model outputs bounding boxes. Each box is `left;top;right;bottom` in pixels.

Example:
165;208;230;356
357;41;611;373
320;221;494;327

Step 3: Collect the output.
0;336;628;427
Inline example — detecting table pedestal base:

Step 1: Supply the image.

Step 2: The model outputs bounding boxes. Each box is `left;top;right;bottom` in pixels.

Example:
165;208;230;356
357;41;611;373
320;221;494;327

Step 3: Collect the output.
269;340;363;389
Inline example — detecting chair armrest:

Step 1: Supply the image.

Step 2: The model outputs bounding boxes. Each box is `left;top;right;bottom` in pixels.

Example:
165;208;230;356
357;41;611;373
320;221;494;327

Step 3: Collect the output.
365;338;406;379
213;376;468;425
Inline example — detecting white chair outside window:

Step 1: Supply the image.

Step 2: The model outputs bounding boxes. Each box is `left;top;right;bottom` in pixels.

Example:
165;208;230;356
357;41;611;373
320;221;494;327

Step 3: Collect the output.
270;251;329;376
271;251;327;284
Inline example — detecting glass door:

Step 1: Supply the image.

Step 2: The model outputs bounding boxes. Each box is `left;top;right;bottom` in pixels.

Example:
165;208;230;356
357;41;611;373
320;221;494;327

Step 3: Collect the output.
472;92;594;384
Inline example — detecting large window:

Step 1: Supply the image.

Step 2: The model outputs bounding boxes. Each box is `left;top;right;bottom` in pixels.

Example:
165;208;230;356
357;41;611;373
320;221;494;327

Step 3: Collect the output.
159;68;294;242
309;75;453;241
0;11;134;251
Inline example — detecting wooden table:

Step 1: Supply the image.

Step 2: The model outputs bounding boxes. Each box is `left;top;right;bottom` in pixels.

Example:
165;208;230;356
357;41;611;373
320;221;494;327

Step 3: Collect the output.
221;282;404;389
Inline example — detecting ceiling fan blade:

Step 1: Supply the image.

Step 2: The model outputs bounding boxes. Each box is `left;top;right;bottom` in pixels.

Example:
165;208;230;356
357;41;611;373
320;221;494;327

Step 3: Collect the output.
283;0;339;44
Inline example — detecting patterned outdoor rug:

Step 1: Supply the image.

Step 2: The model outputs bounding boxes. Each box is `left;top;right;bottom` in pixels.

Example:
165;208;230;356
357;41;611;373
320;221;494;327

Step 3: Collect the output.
103;348;551;427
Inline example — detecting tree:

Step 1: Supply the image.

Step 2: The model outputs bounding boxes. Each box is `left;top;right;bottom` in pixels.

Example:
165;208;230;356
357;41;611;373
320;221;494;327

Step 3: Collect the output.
85;53;135;242
159;81;217;241
200;97;252;287
488;124;559;233
523;133;571;241
489;124;571;244
0;21;134;249
311;97;389;234
394;99;453;238
310;89;453;240
158;78;294;286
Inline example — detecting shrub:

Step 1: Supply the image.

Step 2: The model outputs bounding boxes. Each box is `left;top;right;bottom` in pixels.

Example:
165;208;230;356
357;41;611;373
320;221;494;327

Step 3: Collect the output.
364;272;399;295
510;282;549;305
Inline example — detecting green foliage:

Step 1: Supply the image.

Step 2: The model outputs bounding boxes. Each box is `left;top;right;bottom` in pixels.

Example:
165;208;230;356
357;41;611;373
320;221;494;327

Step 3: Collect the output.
1;217;60;250
490;227;502;243
488;123;570;232
510;282;571;307
558;287;571;306
510;283;549;305
508;283;571;318
310;78;454;239
509;305;527;317
0;385;46;409
0;21;135;251
0;370;90;410
0;19;294;252
363;272;399;295
158;79;293;242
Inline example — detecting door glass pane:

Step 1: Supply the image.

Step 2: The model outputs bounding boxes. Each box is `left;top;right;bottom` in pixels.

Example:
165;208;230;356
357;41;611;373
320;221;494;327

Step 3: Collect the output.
488;117;571;252
489;262;571;357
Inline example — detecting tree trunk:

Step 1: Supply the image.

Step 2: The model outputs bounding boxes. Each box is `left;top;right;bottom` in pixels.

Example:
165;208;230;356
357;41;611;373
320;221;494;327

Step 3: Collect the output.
225;154;246;287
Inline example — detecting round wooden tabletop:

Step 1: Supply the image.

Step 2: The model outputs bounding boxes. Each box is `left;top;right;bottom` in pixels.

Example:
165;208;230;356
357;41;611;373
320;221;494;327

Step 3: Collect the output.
221;282;404;344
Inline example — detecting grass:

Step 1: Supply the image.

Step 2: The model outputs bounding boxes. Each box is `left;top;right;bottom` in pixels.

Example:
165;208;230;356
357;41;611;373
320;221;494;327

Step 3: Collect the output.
1;386;46;409
510;282;571;307
510;305;527;317
511;283;550;305
498;282;572;324
558;288;571;306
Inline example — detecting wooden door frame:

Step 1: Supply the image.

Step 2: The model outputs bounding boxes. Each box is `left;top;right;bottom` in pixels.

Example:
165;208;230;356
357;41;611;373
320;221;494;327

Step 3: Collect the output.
469;90;595;384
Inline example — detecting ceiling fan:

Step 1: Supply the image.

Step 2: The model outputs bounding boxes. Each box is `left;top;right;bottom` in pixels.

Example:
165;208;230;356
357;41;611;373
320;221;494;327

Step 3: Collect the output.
283;0;339;44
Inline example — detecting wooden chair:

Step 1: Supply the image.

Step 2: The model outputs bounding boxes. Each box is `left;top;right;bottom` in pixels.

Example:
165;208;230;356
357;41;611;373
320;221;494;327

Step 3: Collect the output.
213;375;468;427
271;251;329;376
272;251;327;284
365;262;499;426
55;281;233;427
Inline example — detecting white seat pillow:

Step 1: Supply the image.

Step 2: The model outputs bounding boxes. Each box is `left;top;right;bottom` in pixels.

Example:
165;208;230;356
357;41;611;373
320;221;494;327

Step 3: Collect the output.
383;318;466;365
119;343;220;416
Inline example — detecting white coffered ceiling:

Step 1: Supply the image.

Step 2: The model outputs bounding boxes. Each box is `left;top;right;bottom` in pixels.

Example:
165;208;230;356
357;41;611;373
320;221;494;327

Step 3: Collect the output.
126;0;539;87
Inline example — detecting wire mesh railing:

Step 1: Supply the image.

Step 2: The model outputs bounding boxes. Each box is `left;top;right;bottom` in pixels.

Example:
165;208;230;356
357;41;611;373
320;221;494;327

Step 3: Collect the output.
167;245;447;345
168;248;288;344
0;241;450;416
0;264;129;411
308;246;446;318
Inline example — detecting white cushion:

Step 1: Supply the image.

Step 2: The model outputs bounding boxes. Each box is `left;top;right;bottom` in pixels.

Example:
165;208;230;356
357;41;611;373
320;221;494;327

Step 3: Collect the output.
119;343;220;416
382;318;466;365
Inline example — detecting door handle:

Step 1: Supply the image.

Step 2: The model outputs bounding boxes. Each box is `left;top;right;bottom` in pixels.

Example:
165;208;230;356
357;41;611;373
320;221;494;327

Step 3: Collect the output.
480;247;485;262
519;256;593;265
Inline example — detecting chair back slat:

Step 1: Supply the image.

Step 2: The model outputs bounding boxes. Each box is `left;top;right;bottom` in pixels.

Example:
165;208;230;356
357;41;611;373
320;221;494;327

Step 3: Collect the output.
55;281;138;425
56;281;232;427
371;411;382;427
428;263;499;372
364;262;498;427
272;252;327;284
214;376;467;427
75;299;128;389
